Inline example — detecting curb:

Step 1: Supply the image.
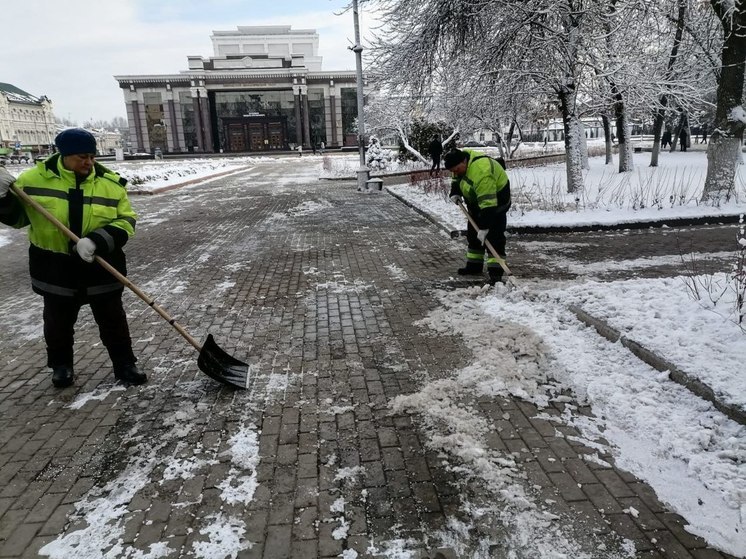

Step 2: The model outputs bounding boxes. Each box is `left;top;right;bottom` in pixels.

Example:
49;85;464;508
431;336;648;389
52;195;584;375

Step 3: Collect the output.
569;304;746;426
507;214;743;234
128;165;255;195
385;187;455;238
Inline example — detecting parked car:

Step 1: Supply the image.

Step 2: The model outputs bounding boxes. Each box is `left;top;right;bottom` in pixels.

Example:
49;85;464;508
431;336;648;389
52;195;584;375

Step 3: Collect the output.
0;156;8;166
9;154;30;164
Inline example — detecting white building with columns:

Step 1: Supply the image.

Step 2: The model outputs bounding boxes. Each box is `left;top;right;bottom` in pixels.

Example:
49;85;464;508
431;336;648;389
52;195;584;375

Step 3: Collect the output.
114;25;366;154
0;82;56;155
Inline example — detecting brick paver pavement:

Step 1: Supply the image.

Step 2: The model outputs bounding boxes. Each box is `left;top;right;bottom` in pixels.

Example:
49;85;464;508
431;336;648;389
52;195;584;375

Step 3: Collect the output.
0;159;739;558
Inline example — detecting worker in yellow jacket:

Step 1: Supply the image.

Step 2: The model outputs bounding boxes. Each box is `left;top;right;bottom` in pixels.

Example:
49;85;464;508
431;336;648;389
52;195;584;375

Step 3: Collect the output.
0;129;146;388
445;148;511;284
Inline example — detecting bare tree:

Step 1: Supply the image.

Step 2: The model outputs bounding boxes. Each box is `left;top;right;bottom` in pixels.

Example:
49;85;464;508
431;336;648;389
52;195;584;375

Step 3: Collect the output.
649;0;688;166
364;89;429;163
369;0;593;193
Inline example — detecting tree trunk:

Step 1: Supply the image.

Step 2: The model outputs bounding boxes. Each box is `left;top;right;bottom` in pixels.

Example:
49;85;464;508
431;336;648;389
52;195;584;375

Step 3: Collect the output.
509;120;523;158
703;134;741;203
650;108;665;167
579;121;590;170
702;1;746;202
614;91;634;172
396;126;429;164
670;111;687;152
559;88;584;194
602;114;613;164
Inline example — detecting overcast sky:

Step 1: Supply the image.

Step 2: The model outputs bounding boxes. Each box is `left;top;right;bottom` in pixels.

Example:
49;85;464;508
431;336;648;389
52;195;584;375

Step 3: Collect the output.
3;0;378;124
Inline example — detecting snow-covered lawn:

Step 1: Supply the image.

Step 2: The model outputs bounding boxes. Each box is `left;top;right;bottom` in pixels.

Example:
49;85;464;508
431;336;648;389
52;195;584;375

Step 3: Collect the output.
389;151;746;229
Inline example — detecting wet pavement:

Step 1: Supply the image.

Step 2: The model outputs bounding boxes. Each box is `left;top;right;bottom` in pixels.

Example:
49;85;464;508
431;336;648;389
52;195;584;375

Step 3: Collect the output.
0;159;739;558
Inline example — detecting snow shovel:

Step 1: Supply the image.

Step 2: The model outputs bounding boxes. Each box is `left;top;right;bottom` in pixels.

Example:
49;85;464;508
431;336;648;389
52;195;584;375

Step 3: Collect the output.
10;184;250;389
456;200;516;285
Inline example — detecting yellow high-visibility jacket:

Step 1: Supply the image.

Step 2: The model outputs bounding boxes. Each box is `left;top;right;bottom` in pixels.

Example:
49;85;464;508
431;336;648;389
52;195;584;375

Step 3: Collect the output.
0;154;137;297
449;149;511;228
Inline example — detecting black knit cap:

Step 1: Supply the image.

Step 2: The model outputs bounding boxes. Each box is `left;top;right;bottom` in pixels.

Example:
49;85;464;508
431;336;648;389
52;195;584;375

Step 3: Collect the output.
443;149;468;169
55;128;97;156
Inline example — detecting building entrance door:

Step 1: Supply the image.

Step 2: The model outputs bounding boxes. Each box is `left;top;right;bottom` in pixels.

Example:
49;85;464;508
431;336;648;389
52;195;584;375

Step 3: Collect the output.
227;124;246;152
222;116;288;152
268;122;284;150
248;123;264;151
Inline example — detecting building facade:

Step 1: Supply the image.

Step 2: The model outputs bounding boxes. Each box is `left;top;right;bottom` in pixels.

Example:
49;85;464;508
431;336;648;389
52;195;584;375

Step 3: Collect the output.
0;82;56;155
115;26;365;155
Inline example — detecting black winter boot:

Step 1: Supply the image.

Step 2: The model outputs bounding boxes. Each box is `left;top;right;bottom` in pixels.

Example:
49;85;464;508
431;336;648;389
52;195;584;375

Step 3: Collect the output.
114;364;147;385
51;365;75;388
457;262;483;276
487;268;504;285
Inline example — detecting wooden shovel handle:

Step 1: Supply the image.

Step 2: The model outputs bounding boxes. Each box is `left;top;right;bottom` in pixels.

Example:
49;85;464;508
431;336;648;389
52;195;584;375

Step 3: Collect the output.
10;183;203;351
457;201;513;276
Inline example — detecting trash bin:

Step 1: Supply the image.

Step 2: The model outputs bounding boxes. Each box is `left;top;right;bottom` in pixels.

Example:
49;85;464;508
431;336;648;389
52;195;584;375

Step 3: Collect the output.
366;178;384;191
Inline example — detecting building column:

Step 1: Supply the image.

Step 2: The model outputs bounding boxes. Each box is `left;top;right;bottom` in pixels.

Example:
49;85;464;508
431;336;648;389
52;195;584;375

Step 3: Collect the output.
301;85;311;148
324;81;334;147
199;95;214;152
191;85;212;152
329;94;338;148
167;99;180;152
163;88;180;153
293;85;303;147
130;100;144;152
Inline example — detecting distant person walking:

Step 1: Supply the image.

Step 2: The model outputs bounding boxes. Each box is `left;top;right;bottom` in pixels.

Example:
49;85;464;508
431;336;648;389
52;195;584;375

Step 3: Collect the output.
427;137;443;176
679;129;688;152
661;130;672;149
701;124;708;144
320;141;325;154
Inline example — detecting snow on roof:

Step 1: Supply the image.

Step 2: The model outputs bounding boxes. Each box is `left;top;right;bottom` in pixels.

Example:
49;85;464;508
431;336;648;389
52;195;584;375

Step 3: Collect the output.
0;82;45;105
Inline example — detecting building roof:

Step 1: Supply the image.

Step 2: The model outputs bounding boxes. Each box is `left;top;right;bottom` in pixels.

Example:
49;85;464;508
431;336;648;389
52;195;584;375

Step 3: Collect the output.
213;25;317;36
0;82;46;105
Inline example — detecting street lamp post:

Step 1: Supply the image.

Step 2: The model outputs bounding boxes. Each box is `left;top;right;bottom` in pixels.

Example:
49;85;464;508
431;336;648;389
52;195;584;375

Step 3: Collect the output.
351;0;370;191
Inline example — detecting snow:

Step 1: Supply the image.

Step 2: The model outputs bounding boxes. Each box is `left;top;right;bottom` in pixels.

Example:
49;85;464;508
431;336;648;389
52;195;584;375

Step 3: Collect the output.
389;150;746;230
191;514;251;558
730;106;746;125
560;275;746;409
0;230;12;248
386;147;746;556
67;385;127;410
5;149;745;557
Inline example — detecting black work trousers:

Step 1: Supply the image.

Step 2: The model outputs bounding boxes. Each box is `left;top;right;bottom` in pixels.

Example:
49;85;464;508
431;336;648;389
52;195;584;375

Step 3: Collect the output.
464;209;508;279
465;211;507;257
43;293;135;369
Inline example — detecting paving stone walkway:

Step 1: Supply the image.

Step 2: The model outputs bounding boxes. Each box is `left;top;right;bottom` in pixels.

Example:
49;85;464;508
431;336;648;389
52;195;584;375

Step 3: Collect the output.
0;159;739;558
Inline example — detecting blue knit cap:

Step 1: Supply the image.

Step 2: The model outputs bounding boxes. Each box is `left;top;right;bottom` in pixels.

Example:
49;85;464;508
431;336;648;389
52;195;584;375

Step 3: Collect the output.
55;128;97;156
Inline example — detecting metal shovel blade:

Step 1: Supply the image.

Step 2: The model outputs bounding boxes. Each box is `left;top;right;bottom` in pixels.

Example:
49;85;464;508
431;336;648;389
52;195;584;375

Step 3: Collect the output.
197;334;250;389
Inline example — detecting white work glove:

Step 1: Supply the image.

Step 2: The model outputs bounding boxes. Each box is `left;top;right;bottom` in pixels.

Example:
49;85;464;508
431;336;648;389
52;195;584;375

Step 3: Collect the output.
0;166;15;198
450;194;463;205
477;229;490;245
74;237;97;263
